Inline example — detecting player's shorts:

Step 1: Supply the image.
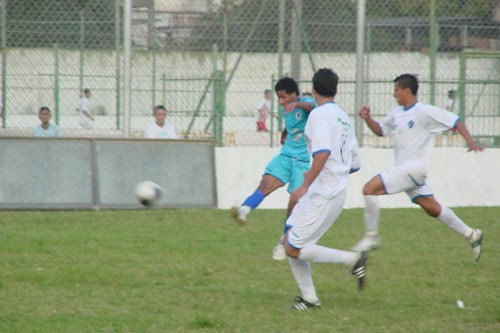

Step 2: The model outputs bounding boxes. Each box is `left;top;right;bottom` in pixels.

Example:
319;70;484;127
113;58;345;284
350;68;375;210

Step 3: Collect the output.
264;154;309;193
379;165;433;202
285;188;347;249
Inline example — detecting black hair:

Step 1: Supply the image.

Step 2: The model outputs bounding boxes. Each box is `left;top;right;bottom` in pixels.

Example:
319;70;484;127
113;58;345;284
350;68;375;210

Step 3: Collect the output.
394;74;419;95
154;105;167;115
264;89;272;94
38;106;51;114
83;88;90;94
274;77;299;96
312;68;339;98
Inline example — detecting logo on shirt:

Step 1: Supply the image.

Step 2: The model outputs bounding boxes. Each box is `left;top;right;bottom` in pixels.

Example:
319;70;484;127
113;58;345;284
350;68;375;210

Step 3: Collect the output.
408;120;415;129
295;111;302;121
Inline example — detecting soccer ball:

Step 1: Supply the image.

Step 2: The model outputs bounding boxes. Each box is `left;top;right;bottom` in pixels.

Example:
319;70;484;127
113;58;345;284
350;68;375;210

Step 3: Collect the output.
135;180;163;207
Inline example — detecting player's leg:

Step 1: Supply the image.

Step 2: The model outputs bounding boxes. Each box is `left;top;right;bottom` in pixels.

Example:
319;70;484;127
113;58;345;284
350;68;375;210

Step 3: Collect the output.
272;158;309;261
351;174;385;251
285;188;368;296
231;155;290;226
353;165;425;251
412;191;483;262
230;173;284;226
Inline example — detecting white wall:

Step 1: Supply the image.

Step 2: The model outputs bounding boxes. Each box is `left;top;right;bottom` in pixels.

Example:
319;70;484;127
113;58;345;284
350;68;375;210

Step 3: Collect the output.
215;147;500;209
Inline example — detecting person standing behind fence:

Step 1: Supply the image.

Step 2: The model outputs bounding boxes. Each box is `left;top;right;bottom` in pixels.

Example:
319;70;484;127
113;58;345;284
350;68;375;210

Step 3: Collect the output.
144;105;179;139
256;89;272;132
33;106;62;137
75;88;94;129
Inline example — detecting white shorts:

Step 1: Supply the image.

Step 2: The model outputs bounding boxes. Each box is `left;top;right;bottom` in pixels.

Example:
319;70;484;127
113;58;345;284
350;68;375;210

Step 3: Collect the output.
285;188;347;249
380;165;433;202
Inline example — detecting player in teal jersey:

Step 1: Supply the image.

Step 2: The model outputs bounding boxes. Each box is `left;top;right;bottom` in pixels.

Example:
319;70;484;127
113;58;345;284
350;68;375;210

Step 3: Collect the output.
230;77;315;260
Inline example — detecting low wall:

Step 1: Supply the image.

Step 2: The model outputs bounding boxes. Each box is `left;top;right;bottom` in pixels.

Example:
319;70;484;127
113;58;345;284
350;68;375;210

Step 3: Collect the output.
0;139;496;210
215;147;500;209
0;138;216;209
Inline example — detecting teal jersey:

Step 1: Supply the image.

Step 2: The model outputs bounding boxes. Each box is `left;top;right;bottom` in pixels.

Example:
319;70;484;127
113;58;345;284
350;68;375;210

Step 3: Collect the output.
280;96;314;161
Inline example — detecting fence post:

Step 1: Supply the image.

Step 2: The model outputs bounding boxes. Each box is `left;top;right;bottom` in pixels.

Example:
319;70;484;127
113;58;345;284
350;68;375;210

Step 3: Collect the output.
213;70;225;147
54;44;60;125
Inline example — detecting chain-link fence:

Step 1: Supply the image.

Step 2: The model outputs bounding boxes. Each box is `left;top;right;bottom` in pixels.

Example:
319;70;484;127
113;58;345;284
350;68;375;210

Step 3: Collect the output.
0;0;499;147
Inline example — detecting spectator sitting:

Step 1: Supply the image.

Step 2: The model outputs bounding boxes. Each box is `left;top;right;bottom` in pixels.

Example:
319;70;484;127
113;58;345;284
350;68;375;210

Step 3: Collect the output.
144;105;179;139
33;106;62;137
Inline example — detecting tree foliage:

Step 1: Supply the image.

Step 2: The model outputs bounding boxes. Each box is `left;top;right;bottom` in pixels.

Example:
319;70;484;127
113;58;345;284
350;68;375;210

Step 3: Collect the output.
4;0;115;49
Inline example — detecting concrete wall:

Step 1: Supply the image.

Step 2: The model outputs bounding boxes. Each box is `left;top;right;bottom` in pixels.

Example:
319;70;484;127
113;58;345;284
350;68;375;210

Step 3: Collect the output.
0;138;497;210
215;147;500;209
0;138;216;209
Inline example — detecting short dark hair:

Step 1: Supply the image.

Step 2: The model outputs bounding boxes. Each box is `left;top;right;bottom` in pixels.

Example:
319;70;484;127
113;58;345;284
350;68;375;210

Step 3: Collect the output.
83;88;90;94
154;105;167;115
274;77;299;96
312;68;339;98
264;89;272;94
394;74;419;95
38;106;51;114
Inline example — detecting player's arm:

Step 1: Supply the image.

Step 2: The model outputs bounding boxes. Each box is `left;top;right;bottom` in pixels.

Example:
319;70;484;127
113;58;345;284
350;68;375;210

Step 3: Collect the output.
350;140;361;174
82;108;94;121
454;120;484;152
280;128;287;145
283;100;314;114
359;106;383;136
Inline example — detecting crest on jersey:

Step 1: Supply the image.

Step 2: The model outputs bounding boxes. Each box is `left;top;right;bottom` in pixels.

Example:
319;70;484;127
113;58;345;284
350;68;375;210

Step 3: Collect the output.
294;111;302;121
408;120;415;128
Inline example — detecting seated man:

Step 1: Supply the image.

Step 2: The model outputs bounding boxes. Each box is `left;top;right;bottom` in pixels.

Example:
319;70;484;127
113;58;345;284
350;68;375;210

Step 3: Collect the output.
33;106;62;137
144;105;179;139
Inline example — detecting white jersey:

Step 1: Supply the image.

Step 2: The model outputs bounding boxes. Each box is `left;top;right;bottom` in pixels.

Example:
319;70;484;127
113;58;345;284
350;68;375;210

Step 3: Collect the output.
379;102;458;170
256;98;270;120
304;102;360;198
76;97;90;113
76;96;92;128
144;121;179;139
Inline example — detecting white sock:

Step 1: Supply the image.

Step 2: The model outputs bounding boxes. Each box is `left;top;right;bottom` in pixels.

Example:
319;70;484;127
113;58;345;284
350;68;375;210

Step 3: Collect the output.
437;206;472;237
288;257;318;303
364;195;379;235
299;244;356;265
239;205;251;218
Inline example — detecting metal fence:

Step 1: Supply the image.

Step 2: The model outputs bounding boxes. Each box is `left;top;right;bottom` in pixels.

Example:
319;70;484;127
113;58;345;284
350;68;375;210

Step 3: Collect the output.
0;0;499;147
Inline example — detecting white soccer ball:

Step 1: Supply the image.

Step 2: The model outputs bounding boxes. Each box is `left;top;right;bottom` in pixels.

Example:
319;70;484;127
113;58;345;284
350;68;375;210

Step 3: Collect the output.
135;180;163;207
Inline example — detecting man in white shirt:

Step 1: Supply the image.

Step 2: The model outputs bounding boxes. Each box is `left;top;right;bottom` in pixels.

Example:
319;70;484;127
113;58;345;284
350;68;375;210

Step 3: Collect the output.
283;68;367;311
33;106;62;137
144;105;179;139
75;88;94;129
352;73;484;262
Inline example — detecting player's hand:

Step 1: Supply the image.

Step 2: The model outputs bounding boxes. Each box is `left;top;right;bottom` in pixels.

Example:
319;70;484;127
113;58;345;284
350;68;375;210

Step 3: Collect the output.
359;106;371;119
283;102;297;114
467;143;484;153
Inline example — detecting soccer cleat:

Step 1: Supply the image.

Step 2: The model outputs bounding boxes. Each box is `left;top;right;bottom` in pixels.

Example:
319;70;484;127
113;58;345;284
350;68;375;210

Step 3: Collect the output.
290;296;321;311
230;206;247;226
272;242;286;261
351;235;381;252
468;229;483;262
350;251;368;290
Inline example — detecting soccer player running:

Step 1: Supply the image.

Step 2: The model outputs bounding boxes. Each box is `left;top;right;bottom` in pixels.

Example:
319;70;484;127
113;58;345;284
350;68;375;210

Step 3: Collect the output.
283;68;367;310
230;77;315;261
352;73;484;261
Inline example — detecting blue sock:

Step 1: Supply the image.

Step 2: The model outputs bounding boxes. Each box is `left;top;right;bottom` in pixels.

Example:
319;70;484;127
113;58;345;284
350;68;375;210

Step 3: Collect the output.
242;190;266;210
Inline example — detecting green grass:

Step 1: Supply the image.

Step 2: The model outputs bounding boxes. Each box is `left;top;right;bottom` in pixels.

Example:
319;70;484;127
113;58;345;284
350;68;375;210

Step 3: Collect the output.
0;207;499;332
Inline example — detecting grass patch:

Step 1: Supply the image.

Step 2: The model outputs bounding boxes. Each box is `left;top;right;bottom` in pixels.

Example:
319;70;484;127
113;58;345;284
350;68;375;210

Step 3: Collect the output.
0;207;499;332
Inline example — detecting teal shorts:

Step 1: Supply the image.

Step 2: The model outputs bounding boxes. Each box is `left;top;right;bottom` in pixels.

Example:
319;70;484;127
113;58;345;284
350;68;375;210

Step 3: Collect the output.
264;154;310;193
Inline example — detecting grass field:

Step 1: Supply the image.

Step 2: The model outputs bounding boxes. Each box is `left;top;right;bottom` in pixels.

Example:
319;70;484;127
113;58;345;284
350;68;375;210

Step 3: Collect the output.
0;207;498;332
